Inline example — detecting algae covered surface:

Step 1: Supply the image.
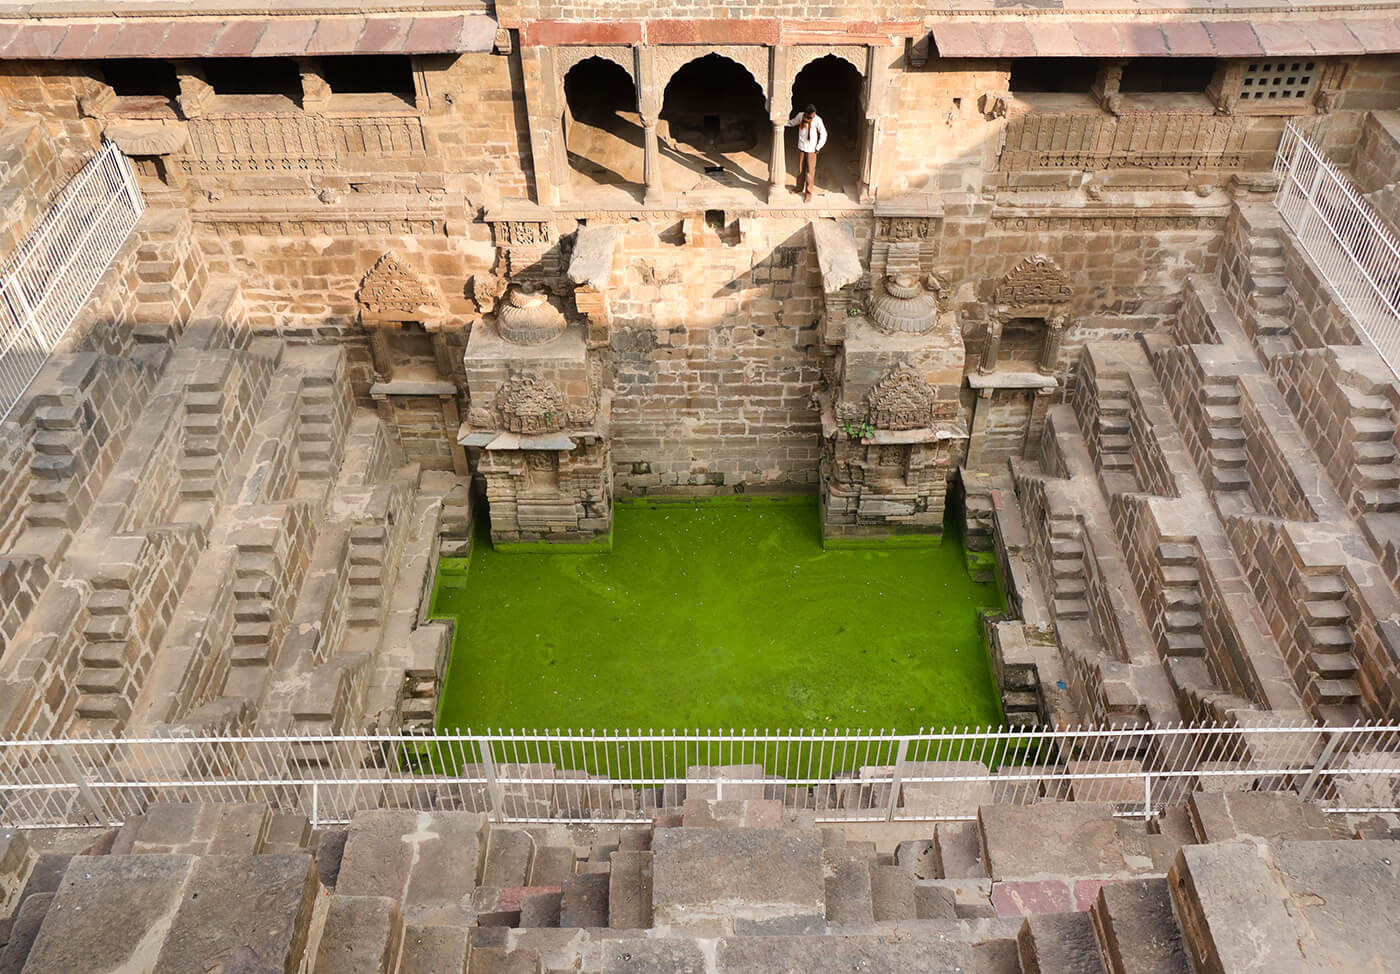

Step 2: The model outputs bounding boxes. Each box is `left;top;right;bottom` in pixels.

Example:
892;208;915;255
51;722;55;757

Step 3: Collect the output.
431;496;1004;732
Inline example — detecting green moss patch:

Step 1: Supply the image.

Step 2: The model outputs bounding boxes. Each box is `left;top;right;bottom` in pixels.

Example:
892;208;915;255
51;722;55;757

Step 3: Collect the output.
431;496;1005;733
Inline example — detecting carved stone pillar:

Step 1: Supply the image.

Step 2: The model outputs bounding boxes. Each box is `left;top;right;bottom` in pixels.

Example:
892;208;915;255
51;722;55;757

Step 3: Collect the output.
767;121;786;202
174;62;213;117
1039;315;1066;375
367;328;393;383
980;317;1003;375
642;115;664;205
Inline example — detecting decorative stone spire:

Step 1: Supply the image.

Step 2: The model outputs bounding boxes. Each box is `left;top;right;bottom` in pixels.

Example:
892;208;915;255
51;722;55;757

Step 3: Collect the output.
496;284;567;346
869;273;938;336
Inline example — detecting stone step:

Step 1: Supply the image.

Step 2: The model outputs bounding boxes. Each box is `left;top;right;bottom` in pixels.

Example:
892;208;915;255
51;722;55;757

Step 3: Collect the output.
519;890;562;928
1250;273;1288;297
1353;439;1398;463
1201;403;1242;427
824;852;875;925
30;430;74;456
1089;879;1190;974
86;590;130;616
870;865;917;921
1302;599;1350;625
1254;314;1292;337
1100;453;1135;472
1164;611;1202;634
1099;434;1132;453
1052;557;1082;580
76;691;130;720
33;403;83;430
483;828;536;888
1355;463;1400;489
465;946;542;974
1098;414;1130;435
1156;543;1196;566
1348;416;1395;442
1213;468;1249;491
1053;598;1089;620
1314;677;1361;704
80;640;129;668
349;586;383;609
232;621;272;646
1056;576;1087;598
1308;651;1359;680
1299;573;1348;600
1160;565;1200;586
1208;447;1246;469
1162;588;1201;611
607;850;653;929
180;478;218;500
1018;911;1109;974
1050;538;1084;559
1308;626;1354;649
1360;488;1400;511
1200;383;1239;406
75;666;124;694
559;872;609;928
934;821;986;878
529;846;575;888
1164;632;1206;656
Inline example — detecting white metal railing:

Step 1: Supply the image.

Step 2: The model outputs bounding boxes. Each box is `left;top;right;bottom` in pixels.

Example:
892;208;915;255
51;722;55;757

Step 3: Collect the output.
0;721;1397;829
1274;120;1400;376
0;140;144;421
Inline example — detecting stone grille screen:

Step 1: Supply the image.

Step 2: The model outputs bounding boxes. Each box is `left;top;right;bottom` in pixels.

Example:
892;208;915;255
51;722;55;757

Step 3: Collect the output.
1241;60;1318;102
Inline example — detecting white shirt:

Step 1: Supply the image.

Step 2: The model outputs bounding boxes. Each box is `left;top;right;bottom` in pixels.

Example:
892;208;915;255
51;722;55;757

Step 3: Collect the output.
787;112;827;153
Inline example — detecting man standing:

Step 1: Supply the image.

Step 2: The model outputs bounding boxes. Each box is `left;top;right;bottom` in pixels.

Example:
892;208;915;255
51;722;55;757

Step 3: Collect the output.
786;103;827;203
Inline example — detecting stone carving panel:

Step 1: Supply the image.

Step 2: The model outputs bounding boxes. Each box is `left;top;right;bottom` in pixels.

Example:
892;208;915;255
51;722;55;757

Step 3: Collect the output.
357;252;444;323
178;113;425;175
654;46;770;97
556;46;636;85
995;256;1073;308
866;362;937;431
999;112;1247;171
495;373;567;434
876;216;933;241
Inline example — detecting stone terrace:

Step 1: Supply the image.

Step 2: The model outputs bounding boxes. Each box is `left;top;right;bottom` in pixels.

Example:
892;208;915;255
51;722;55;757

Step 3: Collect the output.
0;792;1394;973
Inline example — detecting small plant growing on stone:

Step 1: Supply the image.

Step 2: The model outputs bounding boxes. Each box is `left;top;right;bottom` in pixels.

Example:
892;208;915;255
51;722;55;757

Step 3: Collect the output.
841;420;875;441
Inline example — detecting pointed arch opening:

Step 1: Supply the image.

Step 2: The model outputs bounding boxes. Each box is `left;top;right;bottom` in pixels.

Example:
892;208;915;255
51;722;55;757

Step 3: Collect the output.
659;53;769;193
562;56;642;199
788;54;865;199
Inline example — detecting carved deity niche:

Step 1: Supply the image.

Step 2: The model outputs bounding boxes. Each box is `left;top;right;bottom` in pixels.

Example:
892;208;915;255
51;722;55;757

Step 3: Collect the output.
357;252;450;383
982;256;1073;376
866;362;937;431
494;373;567;434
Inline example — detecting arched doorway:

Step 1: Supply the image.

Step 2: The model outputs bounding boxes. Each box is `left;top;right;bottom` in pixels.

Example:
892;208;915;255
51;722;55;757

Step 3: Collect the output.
789;55;865;198
659;54;768;193
563;57;641;197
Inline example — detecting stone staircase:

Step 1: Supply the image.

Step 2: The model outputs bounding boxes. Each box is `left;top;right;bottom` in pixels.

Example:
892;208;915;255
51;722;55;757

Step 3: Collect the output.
1156;542;1205;659
1198;382;1248;498
1296;570;1364;722
347;523;387;630
1241;226;1296;356
1089;375;1135;491
73;585;134;731
1048;516;1089;622
3;789;1390;974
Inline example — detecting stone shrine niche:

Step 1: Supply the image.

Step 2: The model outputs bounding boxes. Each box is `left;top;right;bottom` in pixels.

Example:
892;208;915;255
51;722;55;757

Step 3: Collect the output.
356;252;465;474
982;255;1073;376
866;362;938;431
494;372;567;434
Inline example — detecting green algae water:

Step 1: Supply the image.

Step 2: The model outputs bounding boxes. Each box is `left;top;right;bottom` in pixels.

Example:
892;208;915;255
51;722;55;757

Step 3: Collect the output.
430;496;1005;734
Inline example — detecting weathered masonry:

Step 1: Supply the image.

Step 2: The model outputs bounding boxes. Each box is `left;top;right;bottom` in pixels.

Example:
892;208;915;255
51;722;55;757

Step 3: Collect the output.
0;4;1399;743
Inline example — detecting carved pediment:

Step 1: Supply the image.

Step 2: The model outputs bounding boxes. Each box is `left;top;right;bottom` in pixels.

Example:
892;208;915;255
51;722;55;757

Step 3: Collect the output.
357;252;444;322
866;362;936;431
495;373;566;434
995;255;1072;308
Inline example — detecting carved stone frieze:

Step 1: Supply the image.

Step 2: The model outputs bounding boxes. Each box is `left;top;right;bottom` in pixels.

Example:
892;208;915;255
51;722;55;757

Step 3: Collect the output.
876;216;933;241
995;256;1073;308
991;215;1224;232
495;373;567;434
357;251;444;323
999;112;1247;172
866;362;937;431
177;112;425;176
492;219;555;248
556;45;636;84
653;46;769;96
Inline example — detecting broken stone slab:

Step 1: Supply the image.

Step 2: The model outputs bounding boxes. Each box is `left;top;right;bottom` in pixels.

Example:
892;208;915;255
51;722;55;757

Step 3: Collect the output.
980;804;1158;880
607;850;652;930
0;831;34;917
1090;879;1189;974
870;865;917;921
312;895;404;974
914;882;957;920
0;891;51;974
1017;911;1108;974
651;828;824;929
823;851;875;926
567;225;623;293
1168;843;1305;974
483;828;536;888
152;854;320;974
519;889;562;927
560;872;609;928
335;809;485;923
933;821;986;878
715;934;974;974
809;219;862;292
894;839;936;879
21;853;196;974
1186;792;1332;844
1264;839;1400;971
597;937;706;974
399;924;468;974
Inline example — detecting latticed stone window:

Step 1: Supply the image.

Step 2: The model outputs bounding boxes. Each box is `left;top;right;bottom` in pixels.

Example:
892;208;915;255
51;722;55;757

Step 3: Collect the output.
1240;60;1318;103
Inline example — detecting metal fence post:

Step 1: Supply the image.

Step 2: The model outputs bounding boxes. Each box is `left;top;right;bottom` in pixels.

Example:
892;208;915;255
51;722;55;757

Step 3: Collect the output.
885;739;909;822
1298;733;1342;803
477;738;503;823
1143;775;1152;824
311;782;319;829
54;743;107;824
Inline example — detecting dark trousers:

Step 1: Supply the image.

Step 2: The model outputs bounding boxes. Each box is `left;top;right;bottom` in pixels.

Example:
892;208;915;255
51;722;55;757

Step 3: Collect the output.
797;150;817;195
